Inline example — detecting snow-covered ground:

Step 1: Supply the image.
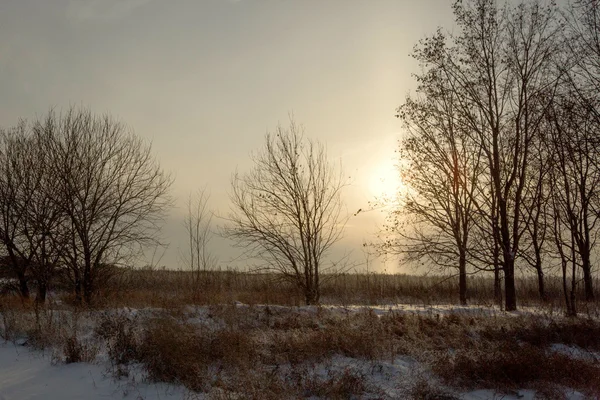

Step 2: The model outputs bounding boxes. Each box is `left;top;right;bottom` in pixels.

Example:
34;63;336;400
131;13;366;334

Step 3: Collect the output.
2;343;589;400
0;304;597;399
0;343;186;400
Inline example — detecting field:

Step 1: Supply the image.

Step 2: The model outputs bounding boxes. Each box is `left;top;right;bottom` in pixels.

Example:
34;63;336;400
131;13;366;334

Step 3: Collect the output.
1;270;600;399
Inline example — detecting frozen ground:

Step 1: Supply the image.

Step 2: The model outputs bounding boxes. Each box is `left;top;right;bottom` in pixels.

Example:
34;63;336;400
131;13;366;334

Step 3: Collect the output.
2;343;588;400
0;304;596;399
0;343;186;400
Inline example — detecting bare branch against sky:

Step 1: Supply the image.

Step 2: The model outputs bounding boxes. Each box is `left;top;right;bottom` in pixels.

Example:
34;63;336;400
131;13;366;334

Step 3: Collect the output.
0;0;459;271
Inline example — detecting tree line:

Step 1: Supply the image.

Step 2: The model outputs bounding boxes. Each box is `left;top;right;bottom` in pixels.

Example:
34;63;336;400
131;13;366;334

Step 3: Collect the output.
0;107;347;307
383;0;600;314
0;108;172;304
5;0;599;313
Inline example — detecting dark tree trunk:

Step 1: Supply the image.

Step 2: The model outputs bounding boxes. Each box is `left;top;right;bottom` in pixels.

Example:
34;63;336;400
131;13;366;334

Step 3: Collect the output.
16;270;30;299
561;256;572;316
536;266;547;302
494;265;502;306
83;271;93;305
459;251;467;306
304;281;319;305
532;238;547;301
74;269;82;304
569;232;578;317
304;290;317;305
504;258;517;311
36;281;47;304
493;240;502;307
581;251;594;301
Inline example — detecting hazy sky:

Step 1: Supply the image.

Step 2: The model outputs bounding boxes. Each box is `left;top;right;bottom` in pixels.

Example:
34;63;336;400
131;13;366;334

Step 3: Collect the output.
0;0;457;272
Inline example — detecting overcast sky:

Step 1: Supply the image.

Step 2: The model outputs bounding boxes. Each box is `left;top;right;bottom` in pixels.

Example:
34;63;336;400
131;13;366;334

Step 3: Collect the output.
0;0;458;272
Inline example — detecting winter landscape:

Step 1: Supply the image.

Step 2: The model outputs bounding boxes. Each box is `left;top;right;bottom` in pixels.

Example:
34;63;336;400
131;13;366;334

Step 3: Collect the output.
2;0;600;399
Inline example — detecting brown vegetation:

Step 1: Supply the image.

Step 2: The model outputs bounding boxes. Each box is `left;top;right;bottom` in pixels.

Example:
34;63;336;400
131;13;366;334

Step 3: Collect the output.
1;282;600;398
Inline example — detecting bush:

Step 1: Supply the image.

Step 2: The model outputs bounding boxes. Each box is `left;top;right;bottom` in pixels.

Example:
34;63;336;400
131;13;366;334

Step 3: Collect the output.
95;311;142;365
432;341;600;396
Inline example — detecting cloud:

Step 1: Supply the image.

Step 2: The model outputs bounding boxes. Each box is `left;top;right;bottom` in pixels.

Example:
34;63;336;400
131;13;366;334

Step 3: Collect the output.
66;0;154;21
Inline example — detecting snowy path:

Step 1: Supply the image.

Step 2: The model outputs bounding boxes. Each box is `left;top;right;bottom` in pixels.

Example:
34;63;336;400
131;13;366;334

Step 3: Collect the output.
0;344;185;400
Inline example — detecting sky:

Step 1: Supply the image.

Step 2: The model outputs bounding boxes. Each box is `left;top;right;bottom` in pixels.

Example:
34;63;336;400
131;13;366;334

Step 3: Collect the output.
0;0;458;273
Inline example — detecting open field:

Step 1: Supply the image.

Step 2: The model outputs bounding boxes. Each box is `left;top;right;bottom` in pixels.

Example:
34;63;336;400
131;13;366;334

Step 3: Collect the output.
58;267;600;314
1;271;600;399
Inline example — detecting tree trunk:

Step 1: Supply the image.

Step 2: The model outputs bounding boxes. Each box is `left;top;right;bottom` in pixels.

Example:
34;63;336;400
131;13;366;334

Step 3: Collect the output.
581;251;594;301
561;256;572;316
16;270;30;299
569;232;578;317
536;267;547;302
504;258;517;311
459;251;467;306
74;269;82;304
494;255;502;307
36;281;47;304
83;271;93;305
304;289;317;305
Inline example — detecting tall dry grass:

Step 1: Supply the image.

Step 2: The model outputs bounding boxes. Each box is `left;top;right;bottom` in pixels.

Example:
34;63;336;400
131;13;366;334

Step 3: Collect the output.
80;267;600;313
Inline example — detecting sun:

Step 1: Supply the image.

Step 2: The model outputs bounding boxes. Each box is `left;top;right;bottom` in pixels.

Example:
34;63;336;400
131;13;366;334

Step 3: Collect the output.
368;159;402;200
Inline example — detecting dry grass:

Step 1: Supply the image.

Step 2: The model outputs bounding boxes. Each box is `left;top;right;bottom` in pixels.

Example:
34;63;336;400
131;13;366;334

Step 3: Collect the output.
2;270;600;398
433;342;600;393
57;267;600;314
81;306;599;398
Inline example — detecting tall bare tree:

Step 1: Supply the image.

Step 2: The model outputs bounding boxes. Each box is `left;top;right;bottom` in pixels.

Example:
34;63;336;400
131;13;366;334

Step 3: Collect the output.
564;0;600;122
37;107;173;304
560;0;600;300
412;0;560;310
519;127;553;302
0;124;36;299
547;92;600;304
224;119;348;305
384;57;484;305
0;121;66;302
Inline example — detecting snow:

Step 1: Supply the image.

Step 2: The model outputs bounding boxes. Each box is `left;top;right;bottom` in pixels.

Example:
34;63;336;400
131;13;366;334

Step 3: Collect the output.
0;343;187;400
549;343;600;363
0;304;597;399
461;389;587;400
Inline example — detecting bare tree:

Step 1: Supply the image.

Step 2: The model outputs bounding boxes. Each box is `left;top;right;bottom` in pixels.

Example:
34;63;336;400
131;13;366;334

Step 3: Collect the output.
384;57;484;305
0;124;35;299
559;0;600;300
564;0;600;122
519;127;553;302
0;121;66;303
182;188;217;285
547;92;600;304
224;119;348;305
37;107;173;304
414;0;561;310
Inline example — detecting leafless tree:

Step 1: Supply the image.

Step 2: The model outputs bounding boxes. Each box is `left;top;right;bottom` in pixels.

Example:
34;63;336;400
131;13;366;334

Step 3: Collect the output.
224;119;348;305
558;0;600;301
564;0;600;122
0;121;66;303
0;124;35;299
413;0;561;310
547;92;600;304
384;59;484;305
519;127;553;302
181;188;217;285
37;107;173;304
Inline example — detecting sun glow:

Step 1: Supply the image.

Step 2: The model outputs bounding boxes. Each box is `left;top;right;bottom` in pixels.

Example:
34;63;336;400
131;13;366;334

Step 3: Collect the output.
368;159;403;200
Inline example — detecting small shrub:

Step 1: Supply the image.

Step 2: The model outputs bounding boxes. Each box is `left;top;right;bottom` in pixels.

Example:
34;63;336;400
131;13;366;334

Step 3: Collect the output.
409;377;459;400
433;341;600;396
95;311;141;365
319;368;370;399
139;317;209;391
61;336;98;364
